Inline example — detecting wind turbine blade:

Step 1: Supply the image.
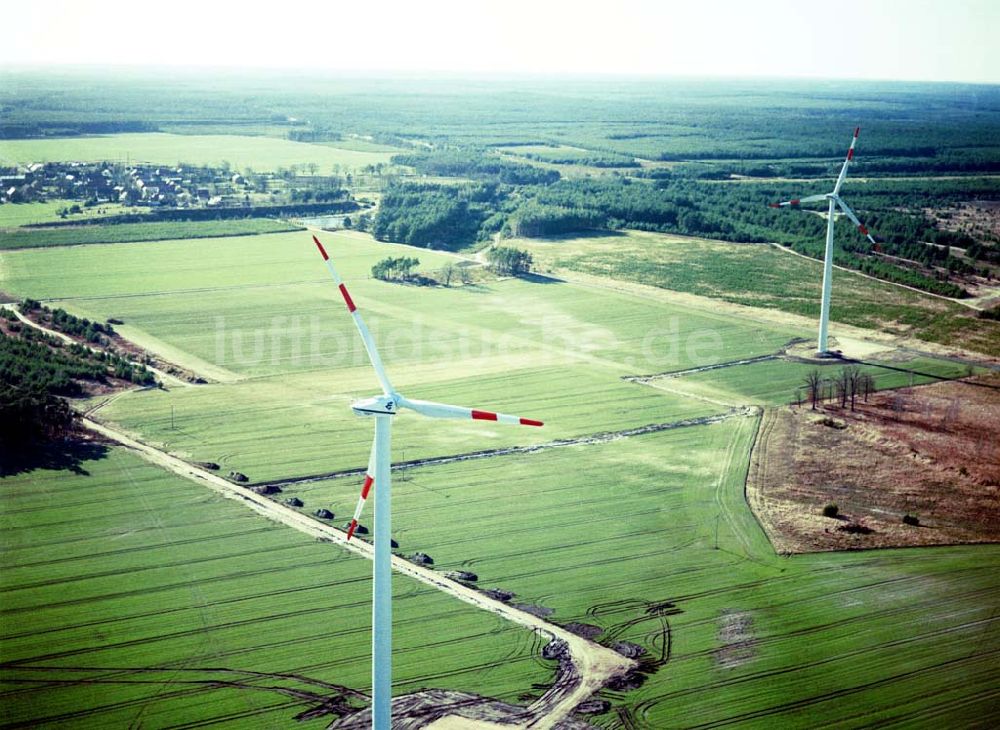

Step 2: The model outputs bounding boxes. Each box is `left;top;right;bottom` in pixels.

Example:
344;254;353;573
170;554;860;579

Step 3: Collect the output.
313;235;394;395
835;197;878;245
832;126;861;196
397;396;543;426
768;193;828;208
346;434;377;541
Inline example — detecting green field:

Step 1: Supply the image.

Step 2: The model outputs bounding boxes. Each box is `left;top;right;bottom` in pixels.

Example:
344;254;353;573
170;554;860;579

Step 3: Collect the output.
0;134;396;172
0;218;303;250
0;200;128;228
278;415;1000;727
515;231;1000;358
3;222;997;727
0;448;549;727
659;356;975;407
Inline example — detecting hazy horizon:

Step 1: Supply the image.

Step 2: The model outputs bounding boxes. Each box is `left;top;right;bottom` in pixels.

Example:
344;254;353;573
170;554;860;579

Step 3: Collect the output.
2;0;998;85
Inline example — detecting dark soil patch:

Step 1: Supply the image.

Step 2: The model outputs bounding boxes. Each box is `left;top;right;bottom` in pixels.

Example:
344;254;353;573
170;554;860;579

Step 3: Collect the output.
563;623;604;639
612;642;647;659
512;603;554;618
482;588;515;602
748;374;1000;552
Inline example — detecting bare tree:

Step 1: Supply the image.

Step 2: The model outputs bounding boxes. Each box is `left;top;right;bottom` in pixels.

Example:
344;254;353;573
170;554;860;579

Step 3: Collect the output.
440;263;457;287
846;367;861;411
860;373;875;403
891;390;907;420
835;378;848;409
803;370;822;411
835;367;851;409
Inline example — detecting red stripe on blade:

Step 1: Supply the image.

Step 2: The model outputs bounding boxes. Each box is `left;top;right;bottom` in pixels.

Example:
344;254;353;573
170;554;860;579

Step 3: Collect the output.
847;149;854;161
768;203;781;208
346;519;357;541
859;225;868;235
790;199;800;206
471;410;498;421
360;475;373;499
854;127;860;137
339;284;357;312
519;418;544;427
313;235;329;260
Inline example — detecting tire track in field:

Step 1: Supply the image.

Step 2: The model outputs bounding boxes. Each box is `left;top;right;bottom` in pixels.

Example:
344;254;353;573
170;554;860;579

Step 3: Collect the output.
679;647;1000;728
76;416;638;730
2;525;282;570
628;610;1000;724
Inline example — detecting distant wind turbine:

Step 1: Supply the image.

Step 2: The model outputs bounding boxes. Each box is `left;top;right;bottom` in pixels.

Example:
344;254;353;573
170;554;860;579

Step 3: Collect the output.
769;127;878;355
312;235;543;730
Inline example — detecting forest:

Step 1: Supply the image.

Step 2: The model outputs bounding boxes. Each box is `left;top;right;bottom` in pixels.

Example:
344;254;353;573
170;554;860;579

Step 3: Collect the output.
370;172;996;296
4;72;998;299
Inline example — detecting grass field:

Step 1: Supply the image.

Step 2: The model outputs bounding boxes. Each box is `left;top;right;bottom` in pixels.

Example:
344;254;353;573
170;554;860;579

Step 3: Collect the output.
277;415;1000;728
0;133;396;172
3;223;997;727
0;218;303;250
515;231;1000;358
658;356;975;407
0;200;128;228
0;447;549;728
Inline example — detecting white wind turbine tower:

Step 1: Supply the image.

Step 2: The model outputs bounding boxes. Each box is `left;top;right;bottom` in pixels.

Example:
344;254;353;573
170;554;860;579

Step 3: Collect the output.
312;235;543;730
769;127;878;355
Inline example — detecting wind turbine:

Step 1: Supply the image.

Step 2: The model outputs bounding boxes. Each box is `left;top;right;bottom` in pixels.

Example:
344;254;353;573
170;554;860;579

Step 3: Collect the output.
769;127;878;355
312;235;543;730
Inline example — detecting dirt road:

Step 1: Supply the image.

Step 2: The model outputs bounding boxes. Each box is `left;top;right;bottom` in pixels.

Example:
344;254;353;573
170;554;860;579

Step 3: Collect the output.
80;416;635;729
1;303;191;388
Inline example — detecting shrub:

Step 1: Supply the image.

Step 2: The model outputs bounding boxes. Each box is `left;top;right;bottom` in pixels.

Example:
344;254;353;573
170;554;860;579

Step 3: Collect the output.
837;522;874;535
902;514;920;526
822;503;839;518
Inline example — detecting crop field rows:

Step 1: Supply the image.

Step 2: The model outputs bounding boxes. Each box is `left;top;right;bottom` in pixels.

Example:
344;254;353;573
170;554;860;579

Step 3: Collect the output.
0;450;550;727
2;228;998;727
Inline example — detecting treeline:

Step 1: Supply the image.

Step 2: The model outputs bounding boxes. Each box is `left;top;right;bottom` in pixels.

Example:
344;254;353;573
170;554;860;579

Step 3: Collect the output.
0;120;159;139
371;166;993;297
24;200;357;229
519;151;639;168
21;299;115;344
392;149;560;186
519;178;978;296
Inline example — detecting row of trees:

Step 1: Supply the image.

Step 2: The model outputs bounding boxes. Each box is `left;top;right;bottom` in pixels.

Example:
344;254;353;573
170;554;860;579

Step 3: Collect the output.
21;299;116;344
799;367;876;411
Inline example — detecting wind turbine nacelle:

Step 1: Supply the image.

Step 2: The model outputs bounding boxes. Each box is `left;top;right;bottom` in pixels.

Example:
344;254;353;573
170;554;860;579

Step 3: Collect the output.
351;395;398;417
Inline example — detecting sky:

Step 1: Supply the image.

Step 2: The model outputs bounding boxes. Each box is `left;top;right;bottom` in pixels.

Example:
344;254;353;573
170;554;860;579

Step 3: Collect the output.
1;0;997;84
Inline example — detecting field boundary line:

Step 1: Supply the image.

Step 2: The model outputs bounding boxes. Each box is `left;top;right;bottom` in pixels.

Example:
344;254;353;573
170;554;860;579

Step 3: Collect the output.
79;416;636;729
255;409;752;489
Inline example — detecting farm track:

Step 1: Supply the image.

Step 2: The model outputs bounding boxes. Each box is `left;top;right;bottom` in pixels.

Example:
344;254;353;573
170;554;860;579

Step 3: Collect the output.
765;241;981;309
626;356;777;382
255;408;753;489
76;416;638;729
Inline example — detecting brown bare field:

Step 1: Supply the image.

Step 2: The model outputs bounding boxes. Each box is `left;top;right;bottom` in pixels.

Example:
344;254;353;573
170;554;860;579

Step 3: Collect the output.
748;374;1000;554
